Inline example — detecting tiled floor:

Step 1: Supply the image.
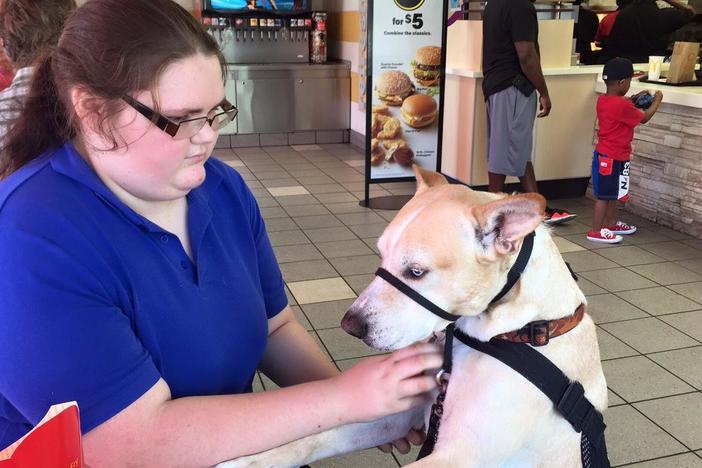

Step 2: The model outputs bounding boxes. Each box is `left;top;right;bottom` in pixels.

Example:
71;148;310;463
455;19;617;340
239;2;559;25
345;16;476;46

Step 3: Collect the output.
214;144;702;468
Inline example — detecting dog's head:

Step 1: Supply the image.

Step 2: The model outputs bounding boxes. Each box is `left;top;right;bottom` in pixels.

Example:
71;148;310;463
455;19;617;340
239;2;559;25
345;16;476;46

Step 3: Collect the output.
341;166;546;350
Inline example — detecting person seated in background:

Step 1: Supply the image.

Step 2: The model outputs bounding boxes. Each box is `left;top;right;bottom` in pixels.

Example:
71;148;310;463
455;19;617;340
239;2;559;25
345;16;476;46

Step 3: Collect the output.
604;0;696;63
595;0;632;50
0;0;76;145
573;0;601;65
0;43;13;92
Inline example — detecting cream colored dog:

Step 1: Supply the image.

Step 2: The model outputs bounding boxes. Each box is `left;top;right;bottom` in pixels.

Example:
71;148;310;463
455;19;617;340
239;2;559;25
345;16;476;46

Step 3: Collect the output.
221;167;607;468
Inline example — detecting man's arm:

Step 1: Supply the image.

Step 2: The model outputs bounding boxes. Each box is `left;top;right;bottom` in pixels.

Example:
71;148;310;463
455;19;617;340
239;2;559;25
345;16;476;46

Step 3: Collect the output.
662;0;696;15
515;41;551;117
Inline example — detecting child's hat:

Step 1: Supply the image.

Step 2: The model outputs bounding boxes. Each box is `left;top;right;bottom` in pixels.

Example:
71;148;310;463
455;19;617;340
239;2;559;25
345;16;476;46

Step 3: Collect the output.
603;57;634;81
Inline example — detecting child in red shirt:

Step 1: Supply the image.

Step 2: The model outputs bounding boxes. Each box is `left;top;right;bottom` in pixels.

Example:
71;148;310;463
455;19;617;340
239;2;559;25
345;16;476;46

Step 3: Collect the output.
588;57;663;243
0;45;13;92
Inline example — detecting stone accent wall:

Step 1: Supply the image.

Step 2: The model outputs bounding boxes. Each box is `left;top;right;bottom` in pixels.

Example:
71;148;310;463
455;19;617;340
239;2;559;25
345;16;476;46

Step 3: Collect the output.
626;103;702;239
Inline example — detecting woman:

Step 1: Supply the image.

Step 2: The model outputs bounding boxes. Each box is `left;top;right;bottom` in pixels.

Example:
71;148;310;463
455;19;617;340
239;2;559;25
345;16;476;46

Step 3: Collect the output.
0;0;441;465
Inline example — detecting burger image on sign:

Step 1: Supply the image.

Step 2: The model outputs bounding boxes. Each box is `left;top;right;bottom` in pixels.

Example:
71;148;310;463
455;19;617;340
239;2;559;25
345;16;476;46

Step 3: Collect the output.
400;94;437;128
376;70;413;106
411;46;441;87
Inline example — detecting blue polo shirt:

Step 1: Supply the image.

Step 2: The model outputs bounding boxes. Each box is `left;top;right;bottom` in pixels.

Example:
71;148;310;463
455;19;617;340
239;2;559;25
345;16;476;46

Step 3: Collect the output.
0;142;287;449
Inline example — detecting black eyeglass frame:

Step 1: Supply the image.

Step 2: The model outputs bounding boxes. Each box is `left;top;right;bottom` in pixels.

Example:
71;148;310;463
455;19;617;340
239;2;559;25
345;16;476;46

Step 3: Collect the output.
121;94;238;139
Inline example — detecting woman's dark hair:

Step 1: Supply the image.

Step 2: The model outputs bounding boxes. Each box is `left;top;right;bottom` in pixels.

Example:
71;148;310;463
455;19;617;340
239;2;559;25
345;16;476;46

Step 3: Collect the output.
0;0;76;69
0;0;225;178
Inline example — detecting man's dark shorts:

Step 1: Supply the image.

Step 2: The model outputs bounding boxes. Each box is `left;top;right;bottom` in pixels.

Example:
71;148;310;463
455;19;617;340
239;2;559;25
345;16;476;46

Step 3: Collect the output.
485;86;537;177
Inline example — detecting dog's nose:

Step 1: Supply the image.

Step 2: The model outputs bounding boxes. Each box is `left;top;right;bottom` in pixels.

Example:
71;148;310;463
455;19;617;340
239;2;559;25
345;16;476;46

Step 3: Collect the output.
341;311;368;339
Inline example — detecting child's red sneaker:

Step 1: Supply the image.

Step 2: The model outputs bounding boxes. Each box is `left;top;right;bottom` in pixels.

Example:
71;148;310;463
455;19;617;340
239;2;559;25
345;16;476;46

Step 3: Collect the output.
604;221;637;235
586;228;623;244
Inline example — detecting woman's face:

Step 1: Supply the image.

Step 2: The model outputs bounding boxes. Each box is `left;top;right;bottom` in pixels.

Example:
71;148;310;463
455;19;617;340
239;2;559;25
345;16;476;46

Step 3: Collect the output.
86;53;224;202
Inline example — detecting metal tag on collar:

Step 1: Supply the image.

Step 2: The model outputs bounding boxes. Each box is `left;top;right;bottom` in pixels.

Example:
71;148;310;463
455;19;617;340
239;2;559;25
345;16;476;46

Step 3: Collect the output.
435;369;451;388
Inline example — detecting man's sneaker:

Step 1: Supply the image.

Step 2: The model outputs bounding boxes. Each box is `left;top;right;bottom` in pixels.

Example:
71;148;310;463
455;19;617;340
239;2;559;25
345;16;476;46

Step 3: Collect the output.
544;207;578;225
586;228;623;244
604;221;637;235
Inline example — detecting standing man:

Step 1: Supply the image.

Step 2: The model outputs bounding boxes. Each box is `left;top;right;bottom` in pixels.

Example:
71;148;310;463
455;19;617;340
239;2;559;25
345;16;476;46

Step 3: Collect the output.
482;0;576;224
605;0;695;63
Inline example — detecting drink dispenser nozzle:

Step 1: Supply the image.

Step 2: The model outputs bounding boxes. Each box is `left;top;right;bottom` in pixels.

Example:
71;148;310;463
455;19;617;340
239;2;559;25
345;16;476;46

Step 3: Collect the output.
223;26;234;48
304;17;312;42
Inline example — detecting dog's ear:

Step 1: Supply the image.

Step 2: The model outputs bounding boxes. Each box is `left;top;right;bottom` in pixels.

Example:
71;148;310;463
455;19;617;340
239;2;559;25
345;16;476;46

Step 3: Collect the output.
413;164;448;194
471;193;546;258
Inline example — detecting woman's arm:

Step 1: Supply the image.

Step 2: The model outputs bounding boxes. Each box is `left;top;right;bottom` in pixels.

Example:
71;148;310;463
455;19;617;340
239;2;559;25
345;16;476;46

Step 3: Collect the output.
82;323;441;468
82;377;352;468
259;305;339;386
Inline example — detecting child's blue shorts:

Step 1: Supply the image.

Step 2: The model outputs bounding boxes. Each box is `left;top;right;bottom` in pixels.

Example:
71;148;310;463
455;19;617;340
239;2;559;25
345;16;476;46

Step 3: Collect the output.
592;152;630;201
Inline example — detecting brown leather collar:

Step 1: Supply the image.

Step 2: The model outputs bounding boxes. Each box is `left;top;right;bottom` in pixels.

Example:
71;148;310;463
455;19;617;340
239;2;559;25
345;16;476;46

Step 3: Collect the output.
492;304;586;347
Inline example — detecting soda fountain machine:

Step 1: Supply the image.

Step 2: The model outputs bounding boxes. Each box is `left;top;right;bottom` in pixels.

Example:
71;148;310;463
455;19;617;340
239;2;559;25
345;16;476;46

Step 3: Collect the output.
202;0;313;64
199;0;347;142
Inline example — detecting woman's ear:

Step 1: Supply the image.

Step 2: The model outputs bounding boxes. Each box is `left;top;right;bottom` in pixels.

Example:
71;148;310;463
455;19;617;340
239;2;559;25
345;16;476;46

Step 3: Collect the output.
70;87;97;122
69;87;127;151
69;87;122;143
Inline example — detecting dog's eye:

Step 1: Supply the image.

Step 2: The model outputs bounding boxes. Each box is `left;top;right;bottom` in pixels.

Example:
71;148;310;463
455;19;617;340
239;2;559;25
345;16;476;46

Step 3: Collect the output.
409;267;425;278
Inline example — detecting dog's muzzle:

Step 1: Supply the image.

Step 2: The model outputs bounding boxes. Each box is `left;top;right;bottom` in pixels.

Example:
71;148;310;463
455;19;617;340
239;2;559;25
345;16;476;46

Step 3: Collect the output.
340;310;368;339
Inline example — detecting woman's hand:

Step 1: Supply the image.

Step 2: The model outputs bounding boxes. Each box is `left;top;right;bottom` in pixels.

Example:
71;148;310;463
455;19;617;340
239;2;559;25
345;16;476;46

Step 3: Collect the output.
333;343;442;423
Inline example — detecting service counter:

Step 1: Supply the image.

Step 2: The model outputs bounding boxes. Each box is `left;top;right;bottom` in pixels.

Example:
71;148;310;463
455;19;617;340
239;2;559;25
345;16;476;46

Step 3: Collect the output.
441;18;702;240
440;19;603;195
441;65;602;189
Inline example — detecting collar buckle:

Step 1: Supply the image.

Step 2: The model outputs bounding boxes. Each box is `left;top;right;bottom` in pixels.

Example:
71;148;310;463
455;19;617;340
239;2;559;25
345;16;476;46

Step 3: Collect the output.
529;320;550;346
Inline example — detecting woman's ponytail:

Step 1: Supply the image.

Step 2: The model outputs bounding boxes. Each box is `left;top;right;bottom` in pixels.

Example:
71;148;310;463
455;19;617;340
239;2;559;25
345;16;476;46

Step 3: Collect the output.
0;51;71;179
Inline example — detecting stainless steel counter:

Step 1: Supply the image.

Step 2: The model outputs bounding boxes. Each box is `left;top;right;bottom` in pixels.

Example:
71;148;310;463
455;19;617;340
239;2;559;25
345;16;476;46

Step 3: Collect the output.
222;62;351;135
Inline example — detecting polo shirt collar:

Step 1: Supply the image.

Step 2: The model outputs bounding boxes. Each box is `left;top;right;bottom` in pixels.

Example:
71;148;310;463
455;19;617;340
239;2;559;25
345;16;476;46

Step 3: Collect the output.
50;141;221;237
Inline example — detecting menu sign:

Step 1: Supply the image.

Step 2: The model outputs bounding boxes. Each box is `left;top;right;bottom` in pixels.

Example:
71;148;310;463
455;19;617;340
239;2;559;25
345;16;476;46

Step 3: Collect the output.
366;0;447;182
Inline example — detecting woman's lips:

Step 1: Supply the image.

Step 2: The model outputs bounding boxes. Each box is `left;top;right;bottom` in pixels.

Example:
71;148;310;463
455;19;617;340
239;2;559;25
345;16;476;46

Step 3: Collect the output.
186;153;207;163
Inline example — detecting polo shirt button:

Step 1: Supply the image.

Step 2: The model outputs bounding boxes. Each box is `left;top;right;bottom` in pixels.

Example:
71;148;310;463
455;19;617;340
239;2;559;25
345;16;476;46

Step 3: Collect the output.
180;260;189;269
160;235;169;244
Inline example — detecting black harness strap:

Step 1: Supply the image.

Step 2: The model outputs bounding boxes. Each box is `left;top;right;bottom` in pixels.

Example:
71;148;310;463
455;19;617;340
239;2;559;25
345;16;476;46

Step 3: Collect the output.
375;268;462;322
452;330;610;468
489;231;535;304
374;230;608;465
375;231;536;324
375;231;537;460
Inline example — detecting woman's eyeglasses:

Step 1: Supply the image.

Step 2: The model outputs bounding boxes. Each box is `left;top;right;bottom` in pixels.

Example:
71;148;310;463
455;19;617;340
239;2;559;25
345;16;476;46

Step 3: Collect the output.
122;95;238;140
